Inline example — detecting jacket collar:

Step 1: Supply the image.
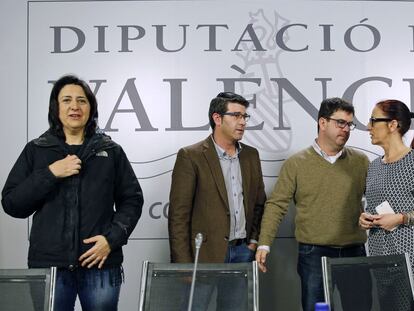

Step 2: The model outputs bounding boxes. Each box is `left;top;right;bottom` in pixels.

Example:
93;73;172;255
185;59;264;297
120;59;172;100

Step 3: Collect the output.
202;135;250;209
201;136;229;207
33;130;117;159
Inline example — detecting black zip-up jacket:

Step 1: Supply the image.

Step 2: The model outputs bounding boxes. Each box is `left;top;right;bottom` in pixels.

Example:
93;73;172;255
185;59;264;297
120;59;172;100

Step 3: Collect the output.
1;130;143;268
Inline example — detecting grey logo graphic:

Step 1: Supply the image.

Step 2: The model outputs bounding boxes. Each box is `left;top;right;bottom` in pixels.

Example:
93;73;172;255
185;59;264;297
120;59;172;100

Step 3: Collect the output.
236;9;293;153
96;150;108;157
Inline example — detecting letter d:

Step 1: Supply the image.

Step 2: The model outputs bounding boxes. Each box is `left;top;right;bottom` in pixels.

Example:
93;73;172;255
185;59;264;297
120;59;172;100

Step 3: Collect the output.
50;26;85;53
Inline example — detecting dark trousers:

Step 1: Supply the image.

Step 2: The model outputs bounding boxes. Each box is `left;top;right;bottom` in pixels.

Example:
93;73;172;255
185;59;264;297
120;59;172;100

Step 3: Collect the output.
190;242;254;311
53;266;122;311
297;243;372;311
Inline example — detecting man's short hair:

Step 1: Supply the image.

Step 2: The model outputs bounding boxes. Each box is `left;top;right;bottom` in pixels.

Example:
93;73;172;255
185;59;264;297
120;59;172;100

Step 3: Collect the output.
317;97;354;132
208;92;250;130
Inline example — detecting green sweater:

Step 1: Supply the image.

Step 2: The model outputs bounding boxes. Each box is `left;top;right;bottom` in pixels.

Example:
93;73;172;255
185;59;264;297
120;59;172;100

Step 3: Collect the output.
258;146;369;247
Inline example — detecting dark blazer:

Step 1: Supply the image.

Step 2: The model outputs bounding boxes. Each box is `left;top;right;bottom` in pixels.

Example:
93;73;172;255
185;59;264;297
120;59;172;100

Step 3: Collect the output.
168;136;266;263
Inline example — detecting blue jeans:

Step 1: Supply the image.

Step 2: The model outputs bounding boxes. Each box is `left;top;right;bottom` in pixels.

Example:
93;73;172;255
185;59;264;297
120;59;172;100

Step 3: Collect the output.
297;243;371;311
54;266;123;311
224;242;256;264
191;242;254;311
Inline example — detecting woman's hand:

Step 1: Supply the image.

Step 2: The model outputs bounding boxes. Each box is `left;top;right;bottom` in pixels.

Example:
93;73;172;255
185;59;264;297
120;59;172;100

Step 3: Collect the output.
49;155;82;178
79;235;111;269
372;214;403;231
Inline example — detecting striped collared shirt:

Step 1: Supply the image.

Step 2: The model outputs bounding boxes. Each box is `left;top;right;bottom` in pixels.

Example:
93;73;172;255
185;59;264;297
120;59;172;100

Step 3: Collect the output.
312;139;343;164
211;136;246;241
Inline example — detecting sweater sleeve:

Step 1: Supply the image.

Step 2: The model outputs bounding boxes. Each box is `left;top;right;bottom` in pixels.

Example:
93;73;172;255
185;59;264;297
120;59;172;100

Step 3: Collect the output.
104;147;143;251
258;157;298;248
1;143;59;218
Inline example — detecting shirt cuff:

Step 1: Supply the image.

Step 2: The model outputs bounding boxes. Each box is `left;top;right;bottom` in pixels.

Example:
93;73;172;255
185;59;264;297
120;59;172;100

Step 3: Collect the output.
257;245;270;252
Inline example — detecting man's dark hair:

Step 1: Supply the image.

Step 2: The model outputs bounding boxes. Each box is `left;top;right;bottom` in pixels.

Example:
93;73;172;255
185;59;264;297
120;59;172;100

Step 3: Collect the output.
317;97;354;132
48;74;98;139
208;92;250;130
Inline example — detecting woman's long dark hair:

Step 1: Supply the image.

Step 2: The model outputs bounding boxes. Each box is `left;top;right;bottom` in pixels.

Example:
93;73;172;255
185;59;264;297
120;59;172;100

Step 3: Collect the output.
48;74;98;139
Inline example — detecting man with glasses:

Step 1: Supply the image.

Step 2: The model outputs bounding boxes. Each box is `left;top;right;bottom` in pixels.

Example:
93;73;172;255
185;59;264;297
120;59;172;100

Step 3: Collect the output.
256;97;371;311
168;92;266;310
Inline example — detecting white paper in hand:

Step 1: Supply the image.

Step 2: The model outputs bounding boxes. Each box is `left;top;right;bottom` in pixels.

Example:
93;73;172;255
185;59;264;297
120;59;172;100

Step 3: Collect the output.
375;201;397;231
375;201;395;215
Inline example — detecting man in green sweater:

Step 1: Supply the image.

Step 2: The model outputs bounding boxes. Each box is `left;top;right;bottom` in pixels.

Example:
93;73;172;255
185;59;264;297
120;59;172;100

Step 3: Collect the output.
256;98;371;311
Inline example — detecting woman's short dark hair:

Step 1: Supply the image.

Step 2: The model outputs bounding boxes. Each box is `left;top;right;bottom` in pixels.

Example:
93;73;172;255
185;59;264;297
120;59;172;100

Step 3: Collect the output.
208;92;250;130
48;74;98;139
376;99;414;136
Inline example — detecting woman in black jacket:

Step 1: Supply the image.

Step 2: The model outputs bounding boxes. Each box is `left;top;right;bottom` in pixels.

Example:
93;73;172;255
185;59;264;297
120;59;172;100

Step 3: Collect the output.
2;75;143;311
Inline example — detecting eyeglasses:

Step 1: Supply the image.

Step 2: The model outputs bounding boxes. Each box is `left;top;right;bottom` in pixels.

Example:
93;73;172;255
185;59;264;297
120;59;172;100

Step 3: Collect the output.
221;112;251;122
326;117;356;130
369;117;393;127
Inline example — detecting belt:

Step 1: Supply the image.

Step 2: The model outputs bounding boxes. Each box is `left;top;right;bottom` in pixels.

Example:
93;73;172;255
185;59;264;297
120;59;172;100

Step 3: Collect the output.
57;265;78;272
228;238;247;246
299;242;364;249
